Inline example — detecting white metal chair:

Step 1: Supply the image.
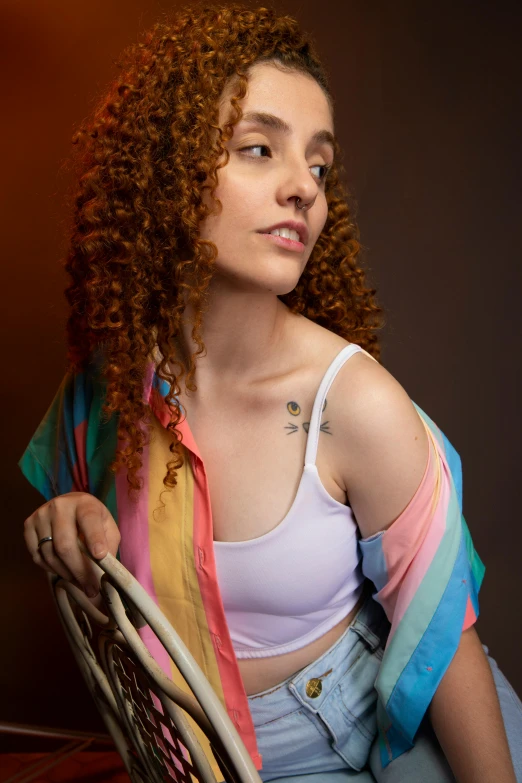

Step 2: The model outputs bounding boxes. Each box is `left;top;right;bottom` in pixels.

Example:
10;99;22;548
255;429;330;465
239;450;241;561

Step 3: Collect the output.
49;544;263;783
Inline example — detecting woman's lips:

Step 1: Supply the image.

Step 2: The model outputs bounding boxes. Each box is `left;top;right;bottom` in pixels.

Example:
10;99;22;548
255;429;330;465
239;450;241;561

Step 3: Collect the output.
256;232;305;252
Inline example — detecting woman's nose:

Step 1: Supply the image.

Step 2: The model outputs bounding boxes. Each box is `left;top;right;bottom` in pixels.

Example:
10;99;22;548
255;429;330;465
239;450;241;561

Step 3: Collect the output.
277;159;319;208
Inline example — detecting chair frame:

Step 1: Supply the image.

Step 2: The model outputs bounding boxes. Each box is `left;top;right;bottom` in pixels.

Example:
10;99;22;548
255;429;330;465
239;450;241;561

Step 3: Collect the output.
49;546;262;783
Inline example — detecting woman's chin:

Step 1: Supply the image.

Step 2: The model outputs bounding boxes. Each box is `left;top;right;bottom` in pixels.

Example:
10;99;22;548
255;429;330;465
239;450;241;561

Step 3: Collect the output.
213;266;302;297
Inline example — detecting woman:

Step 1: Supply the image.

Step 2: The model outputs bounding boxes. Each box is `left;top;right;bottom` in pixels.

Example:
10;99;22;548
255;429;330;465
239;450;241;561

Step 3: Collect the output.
20;5;522;782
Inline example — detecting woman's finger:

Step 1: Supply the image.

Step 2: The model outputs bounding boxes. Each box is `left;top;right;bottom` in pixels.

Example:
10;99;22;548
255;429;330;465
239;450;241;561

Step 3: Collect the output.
48;498;101;596
74;495;118;560
35;534;79;584
24;511;73;581
28;499;97;594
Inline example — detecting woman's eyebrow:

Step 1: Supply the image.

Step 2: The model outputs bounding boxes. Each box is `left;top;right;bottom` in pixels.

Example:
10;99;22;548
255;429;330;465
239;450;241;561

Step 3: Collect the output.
239;110;335;152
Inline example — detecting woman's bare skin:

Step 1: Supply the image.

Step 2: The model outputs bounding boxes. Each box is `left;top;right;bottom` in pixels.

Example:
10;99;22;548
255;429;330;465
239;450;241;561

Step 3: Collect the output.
170;314;375;695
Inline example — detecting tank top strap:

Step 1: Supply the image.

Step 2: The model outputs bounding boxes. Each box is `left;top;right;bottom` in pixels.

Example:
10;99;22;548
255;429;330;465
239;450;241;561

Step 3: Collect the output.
304;343;364;467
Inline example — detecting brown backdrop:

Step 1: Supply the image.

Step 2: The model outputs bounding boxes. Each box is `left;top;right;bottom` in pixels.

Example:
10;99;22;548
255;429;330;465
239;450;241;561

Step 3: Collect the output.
2;0;521;750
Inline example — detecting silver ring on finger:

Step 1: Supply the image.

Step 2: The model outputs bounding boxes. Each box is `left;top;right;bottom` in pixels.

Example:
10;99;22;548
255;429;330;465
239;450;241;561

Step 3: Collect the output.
37;535;53;550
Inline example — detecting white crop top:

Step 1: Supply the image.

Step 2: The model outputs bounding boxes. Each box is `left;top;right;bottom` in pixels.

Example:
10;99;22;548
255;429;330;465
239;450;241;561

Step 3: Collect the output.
213;343;366;659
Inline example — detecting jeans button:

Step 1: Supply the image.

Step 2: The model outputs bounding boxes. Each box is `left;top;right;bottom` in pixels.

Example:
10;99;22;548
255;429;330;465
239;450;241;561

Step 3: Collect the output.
305;678;322;698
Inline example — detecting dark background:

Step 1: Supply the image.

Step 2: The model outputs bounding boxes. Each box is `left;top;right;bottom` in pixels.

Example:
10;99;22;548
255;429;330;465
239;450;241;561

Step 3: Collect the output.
1;0;521;751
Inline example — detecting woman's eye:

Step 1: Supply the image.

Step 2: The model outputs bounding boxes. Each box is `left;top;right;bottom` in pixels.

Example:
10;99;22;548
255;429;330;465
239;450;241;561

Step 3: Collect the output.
239;144;271;158
239;146;331;181
310;164;331;182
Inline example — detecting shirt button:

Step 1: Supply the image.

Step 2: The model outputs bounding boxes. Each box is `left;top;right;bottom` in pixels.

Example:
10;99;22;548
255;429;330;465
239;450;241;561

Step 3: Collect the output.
305;678;322;698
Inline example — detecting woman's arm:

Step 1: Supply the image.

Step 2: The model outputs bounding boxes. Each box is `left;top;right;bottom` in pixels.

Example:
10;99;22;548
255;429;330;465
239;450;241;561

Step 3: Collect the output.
429;624;516;783
332;352;430;542
333;353;515;780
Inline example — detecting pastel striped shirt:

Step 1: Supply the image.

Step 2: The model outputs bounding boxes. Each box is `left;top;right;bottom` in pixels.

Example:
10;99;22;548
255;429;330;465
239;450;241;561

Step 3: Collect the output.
18;348;485;776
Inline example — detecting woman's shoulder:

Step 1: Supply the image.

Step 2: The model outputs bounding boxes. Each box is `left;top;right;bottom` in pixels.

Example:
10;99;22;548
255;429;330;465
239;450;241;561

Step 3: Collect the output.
302;324;430;541
291;313;381;379
298;320;420;461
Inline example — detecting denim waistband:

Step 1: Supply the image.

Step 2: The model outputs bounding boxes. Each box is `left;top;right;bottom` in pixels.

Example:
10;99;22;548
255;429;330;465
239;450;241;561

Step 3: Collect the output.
247;590;391;775
247;589;389;718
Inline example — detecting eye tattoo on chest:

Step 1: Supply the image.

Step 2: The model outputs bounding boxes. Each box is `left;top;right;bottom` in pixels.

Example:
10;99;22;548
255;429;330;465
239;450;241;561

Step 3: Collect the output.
284;399;331;435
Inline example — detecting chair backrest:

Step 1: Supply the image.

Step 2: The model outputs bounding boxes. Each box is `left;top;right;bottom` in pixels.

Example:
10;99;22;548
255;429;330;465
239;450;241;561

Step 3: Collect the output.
49;546;262;783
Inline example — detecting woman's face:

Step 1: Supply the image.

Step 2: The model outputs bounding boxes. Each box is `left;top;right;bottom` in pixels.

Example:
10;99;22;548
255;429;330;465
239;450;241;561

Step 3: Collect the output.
199;61;335;296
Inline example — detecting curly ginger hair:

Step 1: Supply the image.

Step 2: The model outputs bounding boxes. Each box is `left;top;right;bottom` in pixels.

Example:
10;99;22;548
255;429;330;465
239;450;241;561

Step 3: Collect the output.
64;2;385;498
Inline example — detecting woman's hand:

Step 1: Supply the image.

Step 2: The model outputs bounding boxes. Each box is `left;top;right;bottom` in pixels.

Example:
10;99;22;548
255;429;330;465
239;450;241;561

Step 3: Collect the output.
23;492;120;598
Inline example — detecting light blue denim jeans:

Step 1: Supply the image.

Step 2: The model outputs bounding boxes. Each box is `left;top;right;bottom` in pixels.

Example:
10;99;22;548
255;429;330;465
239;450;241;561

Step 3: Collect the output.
247;591;522;783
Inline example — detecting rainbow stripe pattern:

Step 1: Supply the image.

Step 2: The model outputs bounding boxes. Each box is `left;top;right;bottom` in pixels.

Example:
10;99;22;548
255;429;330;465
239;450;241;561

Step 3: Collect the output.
359;403;485;767
19;352;485;774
